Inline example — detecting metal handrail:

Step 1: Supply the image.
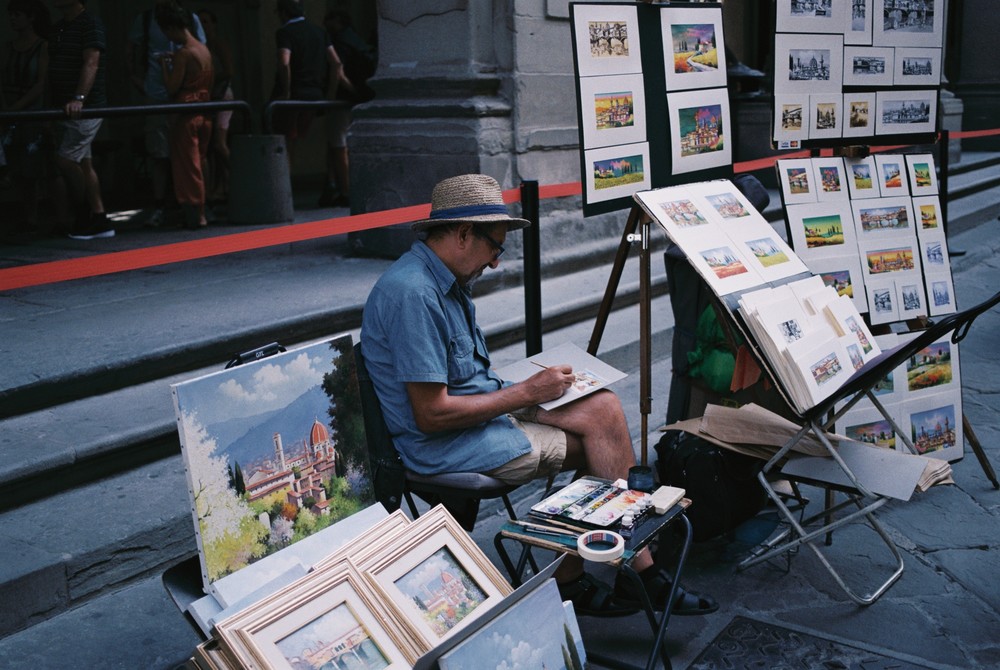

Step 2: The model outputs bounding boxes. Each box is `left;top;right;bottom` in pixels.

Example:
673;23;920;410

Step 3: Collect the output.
262;99;349;134
0;99;253;129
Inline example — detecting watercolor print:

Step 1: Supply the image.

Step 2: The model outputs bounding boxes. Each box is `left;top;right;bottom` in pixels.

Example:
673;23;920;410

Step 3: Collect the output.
852;198;913;236
875;90;937;136
921;238;948;269
812;157;849;201
906;340;953;392
911;195;942;232
658;198;709;228
667;88;732;174
786;201;856;260
874;0;944;47
661;7;728;91
868;280;899;324
844;155;880;198
807;255;868;313
910;401;957;455
906;153;938;195
847;416;897;449
583;142;651;205
171;335;375;591
394;547;488;639
802;212;846;248
865;245;916;275
809;94;843;139
777;158;817;204
843;92;877;139
773;95;809;143
700;245;749;280
897;281;926;318
733;231;809;283
572;5;642;76
774;33;844;94
874;155;910;196
926;272;956;316
577;74;646;149
843;46;894;86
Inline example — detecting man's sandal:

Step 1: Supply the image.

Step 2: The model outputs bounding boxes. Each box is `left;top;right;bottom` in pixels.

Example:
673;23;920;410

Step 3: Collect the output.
614;567;719;616
557;572;640;618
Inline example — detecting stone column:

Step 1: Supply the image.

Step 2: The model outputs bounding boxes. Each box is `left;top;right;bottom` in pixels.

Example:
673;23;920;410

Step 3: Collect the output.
348;1;516;257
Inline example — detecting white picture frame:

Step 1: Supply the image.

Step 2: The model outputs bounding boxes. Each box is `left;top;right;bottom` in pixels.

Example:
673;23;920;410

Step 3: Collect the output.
666;87;732;175
774;32;845;94
584;142;651;205
578;74;647;149
874;0;945;48
660;6;728;91
893;47;942;86
806;254;869;314
812;156;850;201
844;156;881;199
926;271;957;316
842;92;877;139
875;89;937;136
808;93;843;139
773;94;810;143
572;4;643;76
845;0;875;45
777;158;818;205
919;236;949;274
843;46;894;86
851;196;916;239
866;277;900;324
912;195;944;236
906;153;938;196
785;201;857;261
775;0;849;34
874;154;911;196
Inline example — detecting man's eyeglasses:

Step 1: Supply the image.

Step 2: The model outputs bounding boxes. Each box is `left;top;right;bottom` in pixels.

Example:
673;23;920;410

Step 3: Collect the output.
472;227;505;260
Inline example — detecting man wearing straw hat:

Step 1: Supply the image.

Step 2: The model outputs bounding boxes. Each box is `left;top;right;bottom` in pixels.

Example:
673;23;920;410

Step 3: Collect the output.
361;174;717;618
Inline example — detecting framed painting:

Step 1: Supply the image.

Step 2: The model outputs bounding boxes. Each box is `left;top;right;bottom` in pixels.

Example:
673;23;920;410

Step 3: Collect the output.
584;142;651;205
785;201;857;261
775;0;848;34
874;0;944;48
578;73;647;149
572;4;643;76
893;47;941;86
171;334;377;597
312;509;412;572
666;87;732;174
774;32;844;94
844;155;881;199
808;93;843;140
811;156;850;201
874;154;911;196
904;389;963;462
875;89;937;136
844;0;874;45
215;561;422;670
660;6;728;91
437;580;579;670
773;94;809;144
906;153;938;196
925;271;957;316
842;91;877;139
851;196;915;239
912;195;944;235
806;254;868;314
358;506;513;650
777;158;818;205
843;46;894;86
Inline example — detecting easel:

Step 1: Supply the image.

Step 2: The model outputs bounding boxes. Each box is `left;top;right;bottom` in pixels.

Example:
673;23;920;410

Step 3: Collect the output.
588;204;655;466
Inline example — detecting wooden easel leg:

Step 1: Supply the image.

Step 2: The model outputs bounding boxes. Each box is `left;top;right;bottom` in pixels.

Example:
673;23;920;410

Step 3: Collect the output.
588;205;641;356
964;413;999;489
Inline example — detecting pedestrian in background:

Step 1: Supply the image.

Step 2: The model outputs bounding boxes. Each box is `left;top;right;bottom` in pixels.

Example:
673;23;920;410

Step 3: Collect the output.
196;7;233;205
49;0;111;240
157;3;212;229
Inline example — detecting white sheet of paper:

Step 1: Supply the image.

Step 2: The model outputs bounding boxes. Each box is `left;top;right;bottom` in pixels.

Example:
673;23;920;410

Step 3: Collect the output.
494;341;627;410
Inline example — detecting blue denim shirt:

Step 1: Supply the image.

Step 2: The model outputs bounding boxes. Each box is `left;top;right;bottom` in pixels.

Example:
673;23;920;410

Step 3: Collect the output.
360;241;531;474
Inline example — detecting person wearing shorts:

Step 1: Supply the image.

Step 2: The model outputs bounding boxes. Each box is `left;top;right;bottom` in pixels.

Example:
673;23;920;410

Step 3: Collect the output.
360;174;718;618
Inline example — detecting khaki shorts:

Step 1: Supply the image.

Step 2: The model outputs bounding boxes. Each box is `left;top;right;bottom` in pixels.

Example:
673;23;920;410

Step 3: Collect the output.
485;415;567;485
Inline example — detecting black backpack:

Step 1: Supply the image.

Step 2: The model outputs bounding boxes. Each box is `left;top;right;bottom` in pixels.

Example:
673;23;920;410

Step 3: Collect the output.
655;431;767;542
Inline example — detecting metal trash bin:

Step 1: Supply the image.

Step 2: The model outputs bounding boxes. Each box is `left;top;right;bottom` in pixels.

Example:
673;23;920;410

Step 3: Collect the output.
228;135;294;224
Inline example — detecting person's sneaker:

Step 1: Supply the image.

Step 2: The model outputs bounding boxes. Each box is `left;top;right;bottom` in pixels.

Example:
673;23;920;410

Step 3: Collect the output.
68;213;115;240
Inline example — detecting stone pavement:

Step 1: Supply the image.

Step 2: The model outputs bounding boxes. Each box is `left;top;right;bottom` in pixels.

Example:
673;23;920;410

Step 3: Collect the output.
0;177;998;668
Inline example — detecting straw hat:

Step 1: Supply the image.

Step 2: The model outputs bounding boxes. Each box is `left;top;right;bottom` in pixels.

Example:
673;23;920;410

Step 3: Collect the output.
410;174;531;233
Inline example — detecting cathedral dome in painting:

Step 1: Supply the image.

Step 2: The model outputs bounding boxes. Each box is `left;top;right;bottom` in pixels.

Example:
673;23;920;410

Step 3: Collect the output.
309;418;330;446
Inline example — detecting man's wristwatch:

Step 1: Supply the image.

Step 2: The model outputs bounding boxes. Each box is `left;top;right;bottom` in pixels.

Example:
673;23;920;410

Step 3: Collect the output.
73;94;86;102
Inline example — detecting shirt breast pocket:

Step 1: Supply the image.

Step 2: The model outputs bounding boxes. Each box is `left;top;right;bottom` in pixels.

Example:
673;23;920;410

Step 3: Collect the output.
448;334;476;384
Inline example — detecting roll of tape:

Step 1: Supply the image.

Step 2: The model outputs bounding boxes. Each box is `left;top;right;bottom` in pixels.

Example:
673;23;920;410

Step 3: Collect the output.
576;530;625;562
